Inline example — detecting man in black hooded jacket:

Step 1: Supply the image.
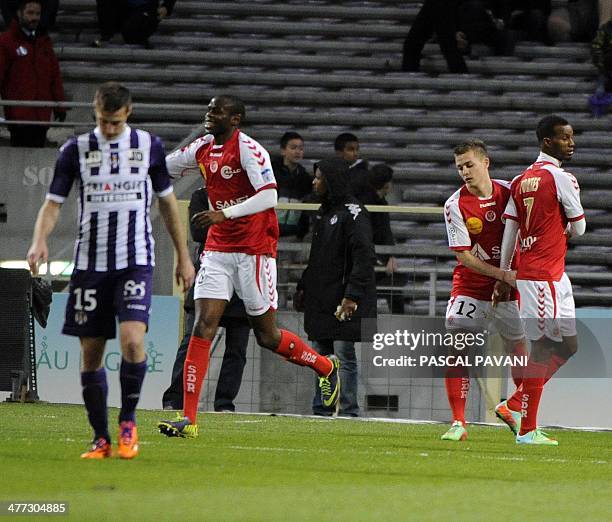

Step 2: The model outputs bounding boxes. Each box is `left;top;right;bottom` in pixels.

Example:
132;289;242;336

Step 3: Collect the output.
295;158;377;417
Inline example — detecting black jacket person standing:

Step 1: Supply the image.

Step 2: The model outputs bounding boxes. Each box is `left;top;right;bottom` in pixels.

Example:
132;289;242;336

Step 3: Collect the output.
296;158;376;416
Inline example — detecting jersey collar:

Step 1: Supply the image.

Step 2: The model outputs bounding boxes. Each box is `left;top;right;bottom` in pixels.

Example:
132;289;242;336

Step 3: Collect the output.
536;151;561;167
93;124;131;144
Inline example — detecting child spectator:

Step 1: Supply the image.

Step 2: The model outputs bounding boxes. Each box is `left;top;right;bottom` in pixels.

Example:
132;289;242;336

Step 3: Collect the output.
271;131;311;239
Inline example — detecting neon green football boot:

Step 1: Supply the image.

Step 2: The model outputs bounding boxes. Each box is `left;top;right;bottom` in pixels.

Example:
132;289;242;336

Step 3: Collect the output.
441;420;468;441
516;428;558;446
158;414;199;438
318;355;340;414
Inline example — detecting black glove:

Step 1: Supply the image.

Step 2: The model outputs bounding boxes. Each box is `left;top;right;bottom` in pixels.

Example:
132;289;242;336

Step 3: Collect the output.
31;277;52;328
54;110;66;122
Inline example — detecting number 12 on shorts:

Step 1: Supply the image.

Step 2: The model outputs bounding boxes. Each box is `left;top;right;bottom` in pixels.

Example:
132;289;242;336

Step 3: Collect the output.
456;300;476;318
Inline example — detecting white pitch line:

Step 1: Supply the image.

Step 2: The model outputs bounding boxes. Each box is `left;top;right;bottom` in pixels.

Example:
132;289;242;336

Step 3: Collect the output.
195;410;612;433
225;445;607;466
229;445;309;453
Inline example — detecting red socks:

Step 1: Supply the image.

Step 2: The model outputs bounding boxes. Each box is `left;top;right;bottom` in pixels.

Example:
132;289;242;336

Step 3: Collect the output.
182;330;334;423
444;364;470;424
510;340;527;388
507;351;569;414
183;336;211;424
507;385;522;412
275;330;332;377
517;359;549;435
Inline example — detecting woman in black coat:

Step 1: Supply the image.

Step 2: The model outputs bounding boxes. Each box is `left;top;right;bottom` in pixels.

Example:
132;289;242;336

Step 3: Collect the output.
296;158;377;416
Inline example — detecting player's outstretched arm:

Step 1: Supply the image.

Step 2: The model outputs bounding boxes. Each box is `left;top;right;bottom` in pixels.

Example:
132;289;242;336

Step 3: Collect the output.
27;200;62;275
158;192;195;291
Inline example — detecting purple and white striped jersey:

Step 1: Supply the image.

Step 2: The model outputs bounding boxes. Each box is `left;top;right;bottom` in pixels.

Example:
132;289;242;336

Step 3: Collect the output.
47;125;173;271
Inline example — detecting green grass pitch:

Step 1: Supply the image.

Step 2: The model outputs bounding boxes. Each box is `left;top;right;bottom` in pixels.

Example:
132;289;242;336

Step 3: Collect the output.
1;403;611;521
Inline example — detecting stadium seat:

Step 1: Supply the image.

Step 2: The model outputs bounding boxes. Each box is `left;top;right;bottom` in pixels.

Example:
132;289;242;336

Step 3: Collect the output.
34;0;612;307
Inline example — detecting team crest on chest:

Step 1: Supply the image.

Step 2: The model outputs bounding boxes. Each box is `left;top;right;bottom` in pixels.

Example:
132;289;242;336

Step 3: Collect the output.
330;215;338;225
210;161;218;173
485;210;496;222
110;151;119;171
128;149;145;167
85;150;102;168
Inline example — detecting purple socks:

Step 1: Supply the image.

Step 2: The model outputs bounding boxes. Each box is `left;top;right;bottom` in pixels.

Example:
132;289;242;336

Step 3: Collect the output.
119;358;147;423
81;368;109;442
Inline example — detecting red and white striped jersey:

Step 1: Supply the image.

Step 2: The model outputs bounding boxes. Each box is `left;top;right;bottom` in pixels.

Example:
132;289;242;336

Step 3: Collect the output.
503;152;584;281
445;179;518;300
166;129;279;256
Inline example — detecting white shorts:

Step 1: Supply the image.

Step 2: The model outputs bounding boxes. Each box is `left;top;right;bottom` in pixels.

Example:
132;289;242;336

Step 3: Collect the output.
516;273;576;342
445;295;524;341
193;251;278;316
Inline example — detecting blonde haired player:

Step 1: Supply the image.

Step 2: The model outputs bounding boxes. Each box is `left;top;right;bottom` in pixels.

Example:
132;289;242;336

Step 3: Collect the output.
442;139;526;441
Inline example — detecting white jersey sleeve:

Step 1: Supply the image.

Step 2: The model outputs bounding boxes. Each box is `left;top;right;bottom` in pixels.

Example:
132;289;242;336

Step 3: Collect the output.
502;175;520;221
546;166;585;222
444;192;470;250
502;196;518;221
238;132;276;192
165;135;213;180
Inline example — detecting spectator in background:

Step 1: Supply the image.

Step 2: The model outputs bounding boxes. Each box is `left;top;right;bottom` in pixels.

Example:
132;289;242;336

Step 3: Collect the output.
0;0;57;31
456;1;516;58
591;16;612;94
402;0;515;74
272;131;312;239
548;0;599;43
493;1;551;43
94;0;176;48
588;5;612;115
334;132;369;199
0;0;65;147
163;187;251;413
402;0;468;73
295;158;377;417
358;164;407;315
272;131;312;308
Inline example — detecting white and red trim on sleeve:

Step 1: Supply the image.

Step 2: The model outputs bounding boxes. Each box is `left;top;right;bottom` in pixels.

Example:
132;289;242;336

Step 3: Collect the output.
444;190;471;251
165;135;213;179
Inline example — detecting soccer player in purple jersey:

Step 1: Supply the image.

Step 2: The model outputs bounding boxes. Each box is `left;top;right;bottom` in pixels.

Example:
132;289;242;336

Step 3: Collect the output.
27;82;195;459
